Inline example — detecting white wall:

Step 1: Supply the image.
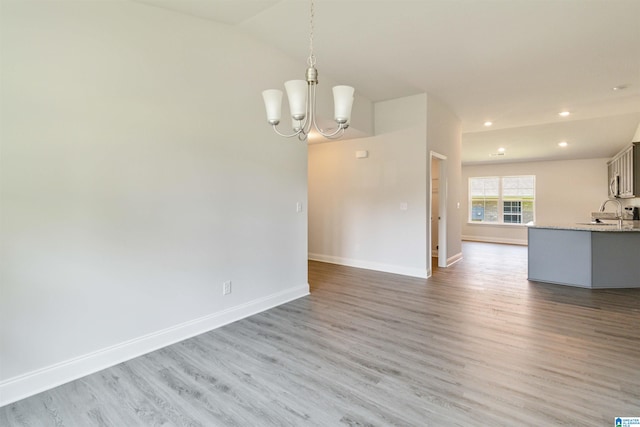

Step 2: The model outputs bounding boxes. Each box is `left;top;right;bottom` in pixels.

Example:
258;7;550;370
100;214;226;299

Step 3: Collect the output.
308;93;462;278
374;94;427;135
427;96;463;265
308;95;428;277
0;0;330;405
462;158;610;245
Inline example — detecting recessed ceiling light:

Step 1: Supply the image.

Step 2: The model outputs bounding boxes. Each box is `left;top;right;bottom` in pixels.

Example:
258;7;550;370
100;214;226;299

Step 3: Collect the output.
558;141;568;147
613;85;628;91
484;121;493;127
497;147;505;152
558;111;570;117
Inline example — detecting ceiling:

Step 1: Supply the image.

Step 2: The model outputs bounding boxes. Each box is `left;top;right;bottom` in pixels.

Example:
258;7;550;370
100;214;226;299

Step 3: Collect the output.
133;0;640;164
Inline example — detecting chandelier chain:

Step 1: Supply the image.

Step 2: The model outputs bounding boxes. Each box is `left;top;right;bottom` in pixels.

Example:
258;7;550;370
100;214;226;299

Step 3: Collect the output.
308;0;316;66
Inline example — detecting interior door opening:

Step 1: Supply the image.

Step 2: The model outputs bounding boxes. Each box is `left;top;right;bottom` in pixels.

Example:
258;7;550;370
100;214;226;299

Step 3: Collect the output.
430;152;447;272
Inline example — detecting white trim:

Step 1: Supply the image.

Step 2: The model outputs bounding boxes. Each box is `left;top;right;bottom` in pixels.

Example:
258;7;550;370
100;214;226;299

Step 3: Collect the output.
462;235;528;246
309;253;428;279
446;252;464;266
467;175;536;224
0;284;310;407
466;222;528;228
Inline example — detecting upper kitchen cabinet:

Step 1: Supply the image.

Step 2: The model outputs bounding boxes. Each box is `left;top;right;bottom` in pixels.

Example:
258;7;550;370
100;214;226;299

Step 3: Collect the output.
608;143;640;198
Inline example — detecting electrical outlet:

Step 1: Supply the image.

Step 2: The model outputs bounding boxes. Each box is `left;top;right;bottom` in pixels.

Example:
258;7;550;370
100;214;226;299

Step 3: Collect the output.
223;281;232;295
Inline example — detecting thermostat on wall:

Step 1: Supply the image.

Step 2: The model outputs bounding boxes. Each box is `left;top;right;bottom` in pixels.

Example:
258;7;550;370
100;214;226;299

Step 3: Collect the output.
355;150;369;159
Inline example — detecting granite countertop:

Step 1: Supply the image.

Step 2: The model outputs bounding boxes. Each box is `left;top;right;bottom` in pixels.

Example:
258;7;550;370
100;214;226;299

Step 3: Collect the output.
528;221;640;232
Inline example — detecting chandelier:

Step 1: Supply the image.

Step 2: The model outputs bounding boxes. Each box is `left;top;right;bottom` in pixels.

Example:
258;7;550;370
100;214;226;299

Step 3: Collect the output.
261;0;355;141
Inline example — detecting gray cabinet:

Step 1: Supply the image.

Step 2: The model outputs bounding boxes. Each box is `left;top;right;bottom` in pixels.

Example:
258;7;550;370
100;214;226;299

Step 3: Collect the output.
607;143;639;198
528;227;640;288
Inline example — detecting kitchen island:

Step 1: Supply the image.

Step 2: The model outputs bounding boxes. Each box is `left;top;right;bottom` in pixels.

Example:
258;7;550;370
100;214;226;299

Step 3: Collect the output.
528;223;640;288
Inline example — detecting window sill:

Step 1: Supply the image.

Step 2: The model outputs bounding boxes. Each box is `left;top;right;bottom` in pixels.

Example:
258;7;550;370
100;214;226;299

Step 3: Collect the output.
466;222;530;228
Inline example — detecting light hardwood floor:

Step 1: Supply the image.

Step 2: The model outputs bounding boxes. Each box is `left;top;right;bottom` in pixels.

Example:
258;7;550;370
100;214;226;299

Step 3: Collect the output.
1;242;639;426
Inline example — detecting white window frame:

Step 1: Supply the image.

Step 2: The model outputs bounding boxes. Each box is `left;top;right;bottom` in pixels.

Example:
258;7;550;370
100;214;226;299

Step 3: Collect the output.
468;175;536;225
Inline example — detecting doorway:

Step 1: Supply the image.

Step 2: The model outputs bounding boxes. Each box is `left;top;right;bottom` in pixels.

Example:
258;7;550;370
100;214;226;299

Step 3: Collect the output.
430;152;447;274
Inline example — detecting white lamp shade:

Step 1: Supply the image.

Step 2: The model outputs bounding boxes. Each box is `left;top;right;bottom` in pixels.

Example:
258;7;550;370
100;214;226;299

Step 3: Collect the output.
333;85;355;123
284;80;308;120
262;89;283;124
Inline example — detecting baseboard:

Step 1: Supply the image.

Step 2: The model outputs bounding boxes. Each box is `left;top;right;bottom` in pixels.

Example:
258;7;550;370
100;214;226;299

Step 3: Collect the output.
308;253;428;279
462;235;528;246
446;252;463;266
0;284;309;407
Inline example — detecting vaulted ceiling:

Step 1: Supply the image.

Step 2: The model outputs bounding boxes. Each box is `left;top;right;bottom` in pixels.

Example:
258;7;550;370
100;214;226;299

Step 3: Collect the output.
133;0;640;164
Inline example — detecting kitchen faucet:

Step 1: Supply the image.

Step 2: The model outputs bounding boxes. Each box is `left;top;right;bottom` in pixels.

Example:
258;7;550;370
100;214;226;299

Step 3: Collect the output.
599;198;623;226
599;198;623;217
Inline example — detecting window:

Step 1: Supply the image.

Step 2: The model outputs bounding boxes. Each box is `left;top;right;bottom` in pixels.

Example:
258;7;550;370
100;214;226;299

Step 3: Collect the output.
503;201;522;223
469;175;535;224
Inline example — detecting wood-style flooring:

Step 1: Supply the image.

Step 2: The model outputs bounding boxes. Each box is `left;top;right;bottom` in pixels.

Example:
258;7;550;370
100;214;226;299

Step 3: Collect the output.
1;242;639;426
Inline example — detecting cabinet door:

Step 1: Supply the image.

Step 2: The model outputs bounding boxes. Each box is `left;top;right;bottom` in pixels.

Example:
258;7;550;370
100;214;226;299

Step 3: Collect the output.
619;147;634;198
627;147;635;196
608;158;620;198
621;150;628;196
627;148;633;196
608;153;624;197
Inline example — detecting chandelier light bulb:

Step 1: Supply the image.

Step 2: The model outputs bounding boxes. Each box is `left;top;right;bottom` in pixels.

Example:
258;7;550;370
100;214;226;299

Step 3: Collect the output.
262;89;283;125
333;85;355;123
284;80;308;120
